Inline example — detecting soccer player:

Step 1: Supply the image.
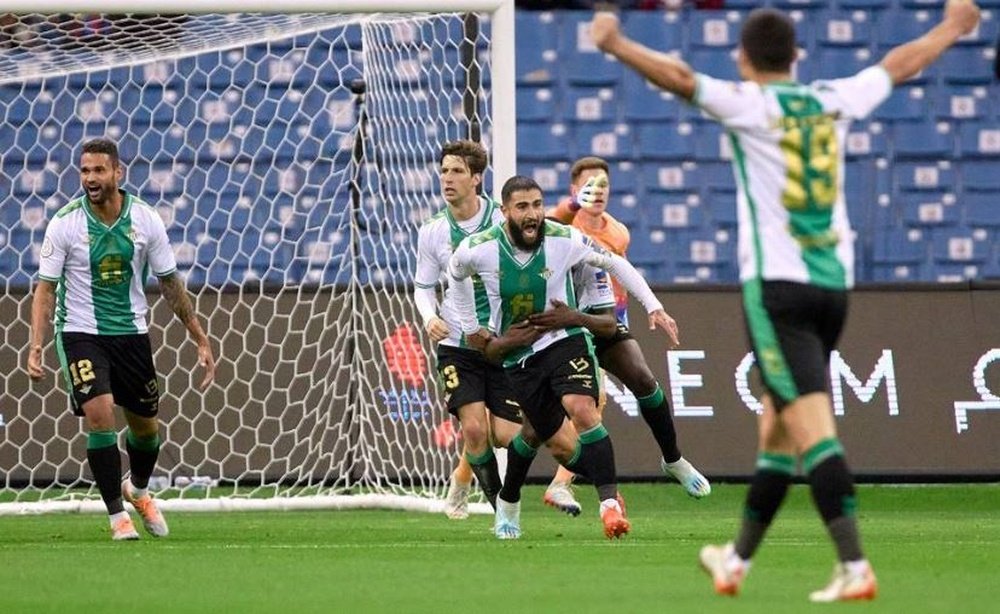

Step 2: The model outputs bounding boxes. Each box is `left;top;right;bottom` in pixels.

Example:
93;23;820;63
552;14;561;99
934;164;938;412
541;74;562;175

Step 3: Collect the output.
541;157;711;516
26;137;216;541
591;0;980;601
413;139;521;518
449;175;679;540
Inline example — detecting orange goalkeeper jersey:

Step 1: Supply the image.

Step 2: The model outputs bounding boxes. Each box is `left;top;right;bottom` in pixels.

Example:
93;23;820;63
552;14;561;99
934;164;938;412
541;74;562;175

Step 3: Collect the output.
550;196;632;325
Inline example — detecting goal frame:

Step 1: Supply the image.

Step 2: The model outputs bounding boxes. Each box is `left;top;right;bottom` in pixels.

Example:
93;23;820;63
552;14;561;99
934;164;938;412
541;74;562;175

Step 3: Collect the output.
0;0;516;516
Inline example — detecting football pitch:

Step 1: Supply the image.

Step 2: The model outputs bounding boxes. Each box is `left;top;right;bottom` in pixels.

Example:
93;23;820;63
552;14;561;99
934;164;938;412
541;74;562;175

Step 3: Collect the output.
0;483;997;613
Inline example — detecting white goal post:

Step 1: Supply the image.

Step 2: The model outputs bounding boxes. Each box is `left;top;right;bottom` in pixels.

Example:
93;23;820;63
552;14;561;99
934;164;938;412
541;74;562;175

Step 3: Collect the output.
0;0;515;514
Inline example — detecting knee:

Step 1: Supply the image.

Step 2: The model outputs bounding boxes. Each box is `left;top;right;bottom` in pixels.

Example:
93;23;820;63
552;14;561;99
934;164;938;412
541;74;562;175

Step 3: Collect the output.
564;397;600;430
461;421;489;451
624;368;658;397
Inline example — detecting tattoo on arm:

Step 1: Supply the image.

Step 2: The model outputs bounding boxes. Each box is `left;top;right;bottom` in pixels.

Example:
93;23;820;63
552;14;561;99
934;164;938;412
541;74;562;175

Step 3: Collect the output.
159;273;197;326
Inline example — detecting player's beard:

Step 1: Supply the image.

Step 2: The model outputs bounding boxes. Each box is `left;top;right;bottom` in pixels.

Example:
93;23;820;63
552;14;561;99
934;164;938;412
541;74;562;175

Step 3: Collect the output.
85;182;115;206
509;217;544;251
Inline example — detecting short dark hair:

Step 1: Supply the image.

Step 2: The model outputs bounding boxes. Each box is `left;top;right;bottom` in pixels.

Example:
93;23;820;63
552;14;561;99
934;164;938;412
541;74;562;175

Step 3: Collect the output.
740;9;797;73
81;138;120;166
570;156;610;183
501;175;542;205
439;139;488;177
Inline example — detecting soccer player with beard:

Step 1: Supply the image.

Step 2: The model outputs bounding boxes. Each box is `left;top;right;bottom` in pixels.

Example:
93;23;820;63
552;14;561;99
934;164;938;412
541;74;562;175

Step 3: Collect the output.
413;140;521;518
26;138;215;541
448;175;679;540
540;156;711;517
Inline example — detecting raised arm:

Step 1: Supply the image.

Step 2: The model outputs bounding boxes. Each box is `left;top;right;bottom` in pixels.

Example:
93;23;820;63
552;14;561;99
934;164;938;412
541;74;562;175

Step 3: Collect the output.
158;273;216;389
26;280;57;380
591;11;697;101
880;0;980;85
585;250;680;347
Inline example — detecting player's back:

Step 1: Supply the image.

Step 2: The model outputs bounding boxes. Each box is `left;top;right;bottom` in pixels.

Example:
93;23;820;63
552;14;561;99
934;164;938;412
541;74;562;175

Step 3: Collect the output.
693;67;893;290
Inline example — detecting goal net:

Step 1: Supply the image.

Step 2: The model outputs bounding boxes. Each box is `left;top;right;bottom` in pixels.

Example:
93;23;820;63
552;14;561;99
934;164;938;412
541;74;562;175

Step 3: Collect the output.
0;1;515;514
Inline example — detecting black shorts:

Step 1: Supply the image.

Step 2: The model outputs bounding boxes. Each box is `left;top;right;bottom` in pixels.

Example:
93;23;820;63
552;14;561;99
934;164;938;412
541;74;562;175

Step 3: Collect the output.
56;332;160;417
436;345;522;424
742;280;848;408
593;322;633;359
504;334;600;441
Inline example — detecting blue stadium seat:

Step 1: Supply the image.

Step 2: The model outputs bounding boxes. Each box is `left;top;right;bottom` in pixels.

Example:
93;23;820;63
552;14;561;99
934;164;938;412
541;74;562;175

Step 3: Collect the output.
696;162;737;192
872;86;929;122
626;227;671;265
688;48;740;81
646;193;704;230
621;71;689;122
640;162;698;193
845;122;888;158
558;12;622;86
517;123;571;160
958;121;1000;158
692;123;732;162
706;188;738;227
636;123;695;160
623;11;683;50
927;262;984;282
519;160;571;195
961;161;1000;191
608;161;639;194
938;46;996;84
964;191;1000;228
802;47;876;83
875;9;939;47
870;263;926;282
564;87;618;123
573;123;633;161
814;9;874;47
899;191;960;227
953;10;998;47
608;193;643;228
895;161;956;191
517;87;558;123
891;120;955;158
872;228;929;264
515;12;559;85
932;228;992;263
689;11;745;48
934;84;993;120
834;0;891;9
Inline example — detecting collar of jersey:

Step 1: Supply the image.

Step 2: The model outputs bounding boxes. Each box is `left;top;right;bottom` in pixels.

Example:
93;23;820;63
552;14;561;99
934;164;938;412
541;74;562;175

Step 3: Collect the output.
497;222;544;269
445;195;494;236
82;189;132;230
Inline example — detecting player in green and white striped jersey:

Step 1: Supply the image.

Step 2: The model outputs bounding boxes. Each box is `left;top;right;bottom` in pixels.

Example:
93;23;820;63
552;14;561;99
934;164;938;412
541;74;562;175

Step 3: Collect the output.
26;138;216;541
449;175;679;539
592;0;981;600
413;140;520;518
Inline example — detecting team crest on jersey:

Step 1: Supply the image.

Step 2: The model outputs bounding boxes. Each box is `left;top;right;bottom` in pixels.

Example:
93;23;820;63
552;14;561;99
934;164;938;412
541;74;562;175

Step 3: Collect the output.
40;239;54;258
538;267;552;280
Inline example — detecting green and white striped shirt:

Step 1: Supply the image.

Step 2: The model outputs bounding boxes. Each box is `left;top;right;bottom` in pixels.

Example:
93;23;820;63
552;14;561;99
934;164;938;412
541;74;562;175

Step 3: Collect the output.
694;66;893;289
38;191;177;335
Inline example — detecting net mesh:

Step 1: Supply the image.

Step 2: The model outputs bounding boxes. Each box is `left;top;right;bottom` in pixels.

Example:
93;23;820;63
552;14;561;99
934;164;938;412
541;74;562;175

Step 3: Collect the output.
0;11;494;509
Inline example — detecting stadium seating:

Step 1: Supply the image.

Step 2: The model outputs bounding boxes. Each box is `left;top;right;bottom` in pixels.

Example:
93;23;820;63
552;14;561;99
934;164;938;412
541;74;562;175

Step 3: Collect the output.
3;5;999;289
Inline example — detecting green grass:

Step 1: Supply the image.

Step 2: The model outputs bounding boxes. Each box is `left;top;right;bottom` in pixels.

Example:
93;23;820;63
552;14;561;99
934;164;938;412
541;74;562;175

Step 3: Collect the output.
1;484;998;613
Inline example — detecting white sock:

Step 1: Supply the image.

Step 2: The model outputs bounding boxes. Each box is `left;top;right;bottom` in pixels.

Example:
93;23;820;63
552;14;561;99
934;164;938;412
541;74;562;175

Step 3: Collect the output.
598;498;620;514
725;545;751;573
131;481;149;499
109;511;130;527
845;559;870;576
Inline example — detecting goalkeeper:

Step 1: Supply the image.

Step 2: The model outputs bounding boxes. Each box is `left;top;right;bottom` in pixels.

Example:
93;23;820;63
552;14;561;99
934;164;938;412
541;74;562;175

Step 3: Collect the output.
541;157;711;517
26;138;215;541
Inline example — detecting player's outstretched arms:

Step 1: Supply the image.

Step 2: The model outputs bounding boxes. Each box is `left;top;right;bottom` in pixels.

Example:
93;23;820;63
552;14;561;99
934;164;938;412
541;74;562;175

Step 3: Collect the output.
484;322;540;365
528;300;617;339
591;11;696;101
881;0;980;85
158;273;216;390
26;280;57;381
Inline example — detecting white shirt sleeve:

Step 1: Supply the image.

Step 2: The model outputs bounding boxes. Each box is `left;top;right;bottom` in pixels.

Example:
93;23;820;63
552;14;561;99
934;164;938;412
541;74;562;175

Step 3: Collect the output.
571;228;664;313
413;286;439;327
37;217;67;282
692;73;768;129
446;238;480;334
811;65;894;121
146;208;177;277
413;225;441;289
